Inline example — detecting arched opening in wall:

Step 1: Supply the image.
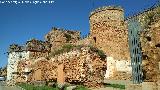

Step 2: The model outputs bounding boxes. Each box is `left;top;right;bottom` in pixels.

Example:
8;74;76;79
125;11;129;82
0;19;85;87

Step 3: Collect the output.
93;37;96;43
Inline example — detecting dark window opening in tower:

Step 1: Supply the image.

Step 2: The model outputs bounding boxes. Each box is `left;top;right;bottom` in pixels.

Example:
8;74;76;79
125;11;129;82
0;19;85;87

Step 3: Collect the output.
155;43;160;48
93;37;96;43
146;36;151;41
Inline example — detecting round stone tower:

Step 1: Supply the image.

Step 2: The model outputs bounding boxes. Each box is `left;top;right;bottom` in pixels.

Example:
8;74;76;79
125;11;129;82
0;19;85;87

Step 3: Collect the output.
89;6;130;60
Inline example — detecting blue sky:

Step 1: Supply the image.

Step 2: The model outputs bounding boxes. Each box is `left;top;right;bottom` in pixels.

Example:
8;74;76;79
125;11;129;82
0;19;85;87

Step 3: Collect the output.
0;0;158;67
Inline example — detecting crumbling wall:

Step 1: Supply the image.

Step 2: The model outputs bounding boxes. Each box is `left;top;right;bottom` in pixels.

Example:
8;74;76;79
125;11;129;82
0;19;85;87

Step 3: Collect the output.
7;39;51;83
55;47;106;87
22;46;107;87
140;19;160;82
45;27;80;52
16;59;33;83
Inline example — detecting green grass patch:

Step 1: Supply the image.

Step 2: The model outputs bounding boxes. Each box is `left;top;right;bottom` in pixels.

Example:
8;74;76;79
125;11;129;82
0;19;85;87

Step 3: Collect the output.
18;83;59;90
104;83;125;89
73;85;89;90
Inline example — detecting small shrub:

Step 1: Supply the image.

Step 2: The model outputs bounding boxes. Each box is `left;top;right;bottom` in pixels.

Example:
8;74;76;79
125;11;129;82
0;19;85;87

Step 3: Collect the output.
64;33;72;42
97;50;107;60
88;45;107;60
62;44;73;52
49;44;74;57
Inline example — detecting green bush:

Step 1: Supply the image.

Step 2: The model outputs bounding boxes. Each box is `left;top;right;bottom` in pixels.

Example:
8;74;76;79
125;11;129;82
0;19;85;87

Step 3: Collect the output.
64;33;72;42
49;44;74;57
89;45;106;60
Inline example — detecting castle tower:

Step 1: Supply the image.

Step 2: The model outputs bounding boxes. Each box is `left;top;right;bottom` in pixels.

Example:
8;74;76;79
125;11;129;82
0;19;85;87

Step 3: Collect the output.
89;6;130;60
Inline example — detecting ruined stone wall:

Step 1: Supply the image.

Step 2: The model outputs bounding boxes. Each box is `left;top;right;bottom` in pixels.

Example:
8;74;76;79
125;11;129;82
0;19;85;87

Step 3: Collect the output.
22;46;107;87
89;6;130;60
140;20;160;82
45;27;80;52
7;39;51;84
126;6;160;82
